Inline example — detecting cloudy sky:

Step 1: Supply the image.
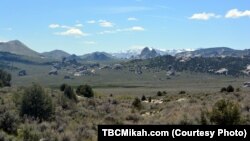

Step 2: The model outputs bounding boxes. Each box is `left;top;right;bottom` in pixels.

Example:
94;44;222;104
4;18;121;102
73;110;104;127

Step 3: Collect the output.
0;0;250;54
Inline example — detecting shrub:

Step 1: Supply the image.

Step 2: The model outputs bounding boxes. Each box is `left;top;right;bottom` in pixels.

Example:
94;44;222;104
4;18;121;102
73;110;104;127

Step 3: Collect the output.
236;88;240;92
0;69;11;87
112;100;118;105
132;97;142;109
179;114;193;125
157;91;163;96
22;124;41;141
126;114;140;123
210;99;241;125
76;85;94;98
60;94;76;110
0;131;10;141
200;110;208;125
226;85;234;92
20;84;55;121
60;83;68;91
141;95;146;101
220;87;227;93
64;85;77;102
0;111;19;134
148;97;152;103
179;91;186;94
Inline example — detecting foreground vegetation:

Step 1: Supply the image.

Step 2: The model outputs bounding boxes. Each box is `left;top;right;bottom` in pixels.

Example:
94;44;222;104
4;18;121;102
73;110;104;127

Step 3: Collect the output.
1;69;250;141
0;83;249;140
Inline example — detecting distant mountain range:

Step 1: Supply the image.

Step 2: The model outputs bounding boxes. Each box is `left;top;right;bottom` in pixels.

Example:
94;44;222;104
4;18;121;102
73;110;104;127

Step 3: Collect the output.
1;40;250;62
175;47;250;58
111;47;194;59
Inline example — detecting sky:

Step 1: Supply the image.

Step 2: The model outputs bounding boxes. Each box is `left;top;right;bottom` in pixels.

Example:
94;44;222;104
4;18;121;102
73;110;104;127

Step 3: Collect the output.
0;0;250;55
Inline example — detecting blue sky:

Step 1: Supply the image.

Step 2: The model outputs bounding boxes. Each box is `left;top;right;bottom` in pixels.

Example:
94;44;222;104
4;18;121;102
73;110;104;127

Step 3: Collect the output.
0;0;250;55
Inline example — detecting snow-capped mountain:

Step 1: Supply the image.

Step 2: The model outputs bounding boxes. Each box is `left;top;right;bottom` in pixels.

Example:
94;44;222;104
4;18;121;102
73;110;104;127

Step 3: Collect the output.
111;48;142;59
165;49;195;56
111;47;195;59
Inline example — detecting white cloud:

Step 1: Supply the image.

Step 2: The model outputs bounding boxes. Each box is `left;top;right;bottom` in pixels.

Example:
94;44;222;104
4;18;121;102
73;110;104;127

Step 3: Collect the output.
60;25;72;29
225;9;250;18
129;26;145;31
189;12;220;20
75;24;83;27
49;24;60;28
99;20;114;27
83;41;96;45
87;20;96;24
98;30;116;35
98;26;145;34
128;17;138;21
49;23;88;37
56;28;87;37
49;24;73;29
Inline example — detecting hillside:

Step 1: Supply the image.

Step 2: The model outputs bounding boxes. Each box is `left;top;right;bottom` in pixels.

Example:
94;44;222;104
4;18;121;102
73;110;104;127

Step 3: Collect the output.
81;52;115;61
0;40;41;58
125;54;250;76
176;47;250;58
42;50;71;60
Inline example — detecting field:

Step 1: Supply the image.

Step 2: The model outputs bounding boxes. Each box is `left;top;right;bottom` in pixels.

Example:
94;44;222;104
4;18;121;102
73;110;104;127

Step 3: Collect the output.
10;62;249;92
1;63;250;140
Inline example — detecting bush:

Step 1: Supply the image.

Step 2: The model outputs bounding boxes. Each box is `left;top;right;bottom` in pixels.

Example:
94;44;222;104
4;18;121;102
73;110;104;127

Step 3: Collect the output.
157;91;163;96
132;97;142;109
76;85;94;98
236;88;240;92
200;110;208;125
148;97;152;103
0;69;11;87
20;84;55;121
60;94;77;110
226;85;234;93
0;111;19;134
210;99;241;125
179;91;186;94
179;114;193;125
141;95;146;101
126;114;140;123
221;85;234;93
22;124;41;141
220;87;227;93
64;85;77;102
60;83;68;91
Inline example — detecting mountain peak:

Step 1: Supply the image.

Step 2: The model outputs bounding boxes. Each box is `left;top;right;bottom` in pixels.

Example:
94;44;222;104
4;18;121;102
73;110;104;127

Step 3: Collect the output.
81;51;114;61
42;50;71;60
8;40;22;43
140;47;158;59
0;40;40;58
6;40;25;46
